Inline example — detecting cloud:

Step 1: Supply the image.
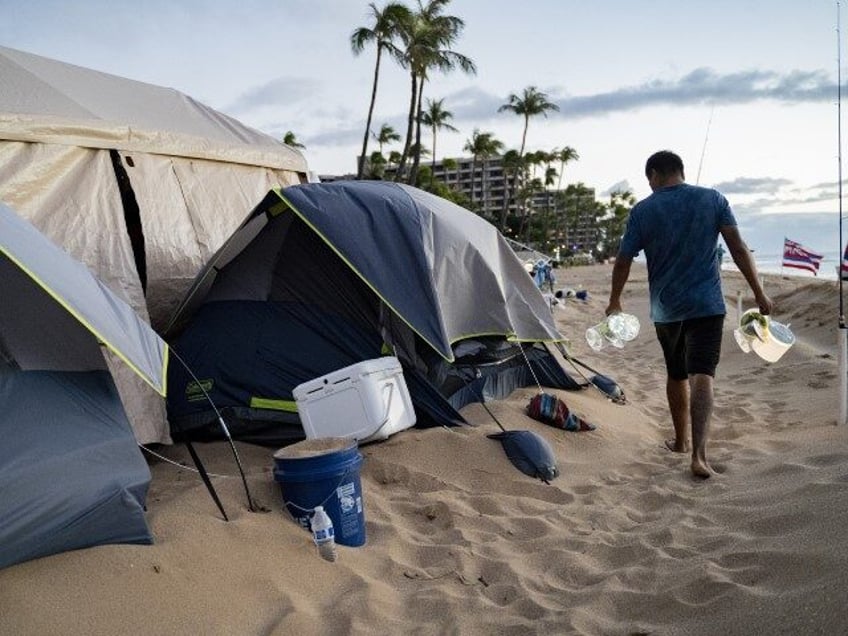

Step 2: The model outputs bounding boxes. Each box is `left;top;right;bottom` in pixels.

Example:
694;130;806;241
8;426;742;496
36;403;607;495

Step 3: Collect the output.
710;176;793;195
437;67;839;125
440;85;506;121
731;187;842;215
224;76;322;113
810;178;848;190
556;68;836;119
295;125;364;147
600;180;632;197
264;66;840;154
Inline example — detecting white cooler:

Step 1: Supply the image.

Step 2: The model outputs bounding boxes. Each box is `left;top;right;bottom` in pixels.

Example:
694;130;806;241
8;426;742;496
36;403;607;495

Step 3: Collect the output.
293;356;416;444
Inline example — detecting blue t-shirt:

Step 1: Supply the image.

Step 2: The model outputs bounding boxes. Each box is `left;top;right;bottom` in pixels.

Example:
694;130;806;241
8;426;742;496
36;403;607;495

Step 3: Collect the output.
618;183;736;323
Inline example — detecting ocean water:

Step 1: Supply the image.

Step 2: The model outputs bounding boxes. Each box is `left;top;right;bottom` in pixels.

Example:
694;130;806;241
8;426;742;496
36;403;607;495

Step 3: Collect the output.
724;211;845;281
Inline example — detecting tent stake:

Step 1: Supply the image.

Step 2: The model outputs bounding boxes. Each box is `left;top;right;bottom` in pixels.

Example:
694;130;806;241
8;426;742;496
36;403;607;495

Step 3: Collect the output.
182;438;229;521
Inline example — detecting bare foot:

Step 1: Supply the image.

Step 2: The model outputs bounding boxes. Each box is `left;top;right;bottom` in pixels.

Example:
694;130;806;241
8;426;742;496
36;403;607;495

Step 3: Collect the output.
664;439;690;453
691;457;712;479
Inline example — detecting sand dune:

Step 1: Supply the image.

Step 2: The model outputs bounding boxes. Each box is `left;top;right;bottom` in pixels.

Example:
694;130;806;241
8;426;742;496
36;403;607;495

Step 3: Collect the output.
1;263;847;635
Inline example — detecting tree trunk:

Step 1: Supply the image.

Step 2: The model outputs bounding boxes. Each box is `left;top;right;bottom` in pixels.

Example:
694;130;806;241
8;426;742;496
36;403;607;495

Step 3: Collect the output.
499;172;511;232
430;126;437;189
408;76;425;186
507;118;530;230
395;71;418;182
469;157;477;207
518;117;529;158
358;48;383;180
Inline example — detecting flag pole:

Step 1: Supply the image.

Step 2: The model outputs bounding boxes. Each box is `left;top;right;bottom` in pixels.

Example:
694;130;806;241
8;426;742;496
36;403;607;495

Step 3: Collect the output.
781;237;787;277
837;0;847;426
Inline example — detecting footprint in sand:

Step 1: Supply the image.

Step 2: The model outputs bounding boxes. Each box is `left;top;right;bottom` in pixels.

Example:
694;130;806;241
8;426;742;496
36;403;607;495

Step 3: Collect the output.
765;400;787;411
804;453;848;468
712;403;752;422
813;369;835;378
715;422;747;442
726;373;759;385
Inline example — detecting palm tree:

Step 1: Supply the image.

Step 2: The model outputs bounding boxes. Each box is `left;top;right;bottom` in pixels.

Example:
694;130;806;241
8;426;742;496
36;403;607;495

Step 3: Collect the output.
515;151;556;242
497;86;559;228
395;0;475;184
463;130;504;214
498;149;522;232
524;150;544;181
372;123;401;155
598;189;636;259
282;131;305;149
419;97;458;187
559;182;600;255
540;163;558;250
368;150;388;179
555;146;579;191
351;2;411;179
498;86;560;159
463;129;484;208
552;146;579;243
517;176;543;241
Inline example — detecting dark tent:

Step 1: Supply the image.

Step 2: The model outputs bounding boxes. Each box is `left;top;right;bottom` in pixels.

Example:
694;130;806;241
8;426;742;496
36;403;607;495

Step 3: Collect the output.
165;181;579;445
0;201;168;570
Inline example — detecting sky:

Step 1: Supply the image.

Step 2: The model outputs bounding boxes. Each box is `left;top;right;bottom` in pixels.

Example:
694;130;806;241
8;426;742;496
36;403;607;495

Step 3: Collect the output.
1;0;846;226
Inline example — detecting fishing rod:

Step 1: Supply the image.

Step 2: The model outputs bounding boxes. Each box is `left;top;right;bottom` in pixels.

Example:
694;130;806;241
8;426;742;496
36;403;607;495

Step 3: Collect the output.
838;0;847;426
839;0;845;326
695;104;715;186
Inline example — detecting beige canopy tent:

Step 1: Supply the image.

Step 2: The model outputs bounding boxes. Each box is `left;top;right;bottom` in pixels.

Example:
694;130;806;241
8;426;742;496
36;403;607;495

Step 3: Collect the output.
0;45;309;443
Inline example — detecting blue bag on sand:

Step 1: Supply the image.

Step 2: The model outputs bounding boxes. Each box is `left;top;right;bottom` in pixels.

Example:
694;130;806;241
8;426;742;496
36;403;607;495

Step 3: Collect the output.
487;430;559;483
590;374;625;403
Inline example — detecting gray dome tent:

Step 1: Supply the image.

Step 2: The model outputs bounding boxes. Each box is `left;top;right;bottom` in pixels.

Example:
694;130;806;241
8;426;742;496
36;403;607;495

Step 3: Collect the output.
165;181;579;445
0;201;167;570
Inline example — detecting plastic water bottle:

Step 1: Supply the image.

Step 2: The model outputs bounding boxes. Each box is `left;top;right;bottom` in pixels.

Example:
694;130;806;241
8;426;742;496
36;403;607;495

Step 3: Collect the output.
585;313;640;351
310;506;337;562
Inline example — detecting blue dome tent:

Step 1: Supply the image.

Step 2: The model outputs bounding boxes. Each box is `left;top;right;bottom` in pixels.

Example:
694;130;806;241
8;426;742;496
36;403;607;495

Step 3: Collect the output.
165;181;580;445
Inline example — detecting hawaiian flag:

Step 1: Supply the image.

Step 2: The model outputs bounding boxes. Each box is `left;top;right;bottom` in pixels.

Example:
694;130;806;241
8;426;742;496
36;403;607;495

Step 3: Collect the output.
782;238;824;275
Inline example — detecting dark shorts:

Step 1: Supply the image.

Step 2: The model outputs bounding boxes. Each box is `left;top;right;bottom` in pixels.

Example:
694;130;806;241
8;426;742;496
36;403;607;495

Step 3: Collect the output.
654;314;725;380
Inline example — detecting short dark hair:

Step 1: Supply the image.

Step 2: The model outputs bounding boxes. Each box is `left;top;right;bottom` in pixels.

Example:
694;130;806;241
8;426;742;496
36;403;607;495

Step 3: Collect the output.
645;150;685;179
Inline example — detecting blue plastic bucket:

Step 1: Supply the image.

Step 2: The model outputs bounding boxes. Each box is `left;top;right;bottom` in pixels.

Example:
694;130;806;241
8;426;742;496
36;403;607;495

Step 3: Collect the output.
272;438;366;547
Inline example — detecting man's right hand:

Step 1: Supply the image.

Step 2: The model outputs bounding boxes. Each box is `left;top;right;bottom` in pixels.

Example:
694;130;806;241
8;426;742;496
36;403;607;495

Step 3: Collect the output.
755;293;774;316
605;300;623;316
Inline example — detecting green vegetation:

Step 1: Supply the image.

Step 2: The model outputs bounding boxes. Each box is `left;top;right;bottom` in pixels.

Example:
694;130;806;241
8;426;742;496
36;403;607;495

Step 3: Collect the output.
282;131;305;149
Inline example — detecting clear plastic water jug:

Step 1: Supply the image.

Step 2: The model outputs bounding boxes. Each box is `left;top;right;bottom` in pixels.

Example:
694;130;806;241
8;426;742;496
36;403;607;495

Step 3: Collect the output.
586;313;640;351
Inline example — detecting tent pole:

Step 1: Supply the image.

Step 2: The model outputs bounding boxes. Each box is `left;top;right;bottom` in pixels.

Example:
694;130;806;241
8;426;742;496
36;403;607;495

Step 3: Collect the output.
170;348;259;512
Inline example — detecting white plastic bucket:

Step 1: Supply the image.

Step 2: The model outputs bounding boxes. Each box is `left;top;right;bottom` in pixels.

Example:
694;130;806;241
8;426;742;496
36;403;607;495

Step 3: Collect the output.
734;309;794;363
750;320;795;363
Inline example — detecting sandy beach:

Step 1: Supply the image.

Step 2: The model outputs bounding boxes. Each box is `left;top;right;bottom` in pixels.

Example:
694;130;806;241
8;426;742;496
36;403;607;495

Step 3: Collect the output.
1;262;846;635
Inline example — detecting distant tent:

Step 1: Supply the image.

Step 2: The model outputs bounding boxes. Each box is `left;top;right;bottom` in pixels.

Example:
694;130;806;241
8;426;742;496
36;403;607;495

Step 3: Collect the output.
0;202;168;570
165;182;579;445
0;45;309;443
505;236;557;269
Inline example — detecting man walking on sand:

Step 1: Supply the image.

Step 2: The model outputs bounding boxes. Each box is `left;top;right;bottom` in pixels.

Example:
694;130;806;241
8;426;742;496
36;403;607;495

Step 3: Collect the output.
605;150;773;478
